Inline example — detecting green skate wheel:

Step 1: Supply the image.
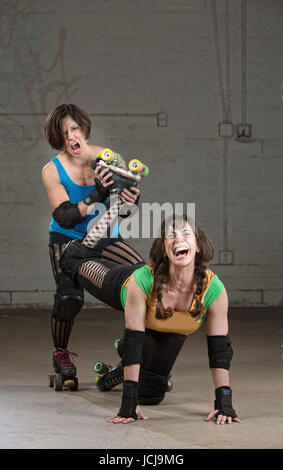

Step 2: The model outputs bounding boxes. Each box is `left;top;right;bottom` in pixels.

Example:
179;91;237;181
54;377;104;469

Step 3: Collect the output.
114;338;120;350
93;361;108;374
138;163;149;176
113;154;122;166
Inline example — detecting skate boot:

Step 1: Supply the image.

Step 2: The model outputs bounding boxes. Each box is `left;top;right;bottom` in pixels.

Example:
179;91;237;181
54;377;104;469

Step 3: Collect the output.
92;149;149;197
93;361;124;391
48;349;79;391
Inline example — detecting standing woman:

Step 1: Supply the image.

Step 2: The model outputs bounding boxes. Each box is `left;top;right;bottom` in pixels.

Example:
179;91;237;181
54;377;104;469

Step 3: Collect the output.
59;207;241;425
42;104;142;381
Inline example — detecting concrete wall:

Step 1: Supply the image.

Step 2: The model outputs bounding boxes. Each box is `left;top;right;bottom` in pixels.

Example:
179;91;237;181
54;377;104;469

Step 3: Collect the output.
0;0;282;308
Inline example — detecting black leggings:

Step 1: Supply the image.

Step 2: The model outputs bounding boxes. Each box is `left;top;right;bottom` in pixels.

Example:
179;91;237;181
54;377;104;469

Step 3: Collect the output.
53;198;187;387
75;241;187;379
142;329;187;376
49;231;144;349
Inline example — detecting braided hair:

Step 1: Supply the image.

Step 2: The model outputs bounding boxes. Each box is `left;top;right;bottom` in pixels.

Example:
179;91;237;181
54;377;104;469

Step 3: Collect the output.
149;215;214;319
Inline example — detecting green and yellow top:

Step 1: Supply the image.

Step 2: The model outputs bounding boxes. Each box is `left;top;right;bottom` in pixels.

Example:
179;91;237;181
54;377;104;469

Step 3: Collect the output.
120;264;224;335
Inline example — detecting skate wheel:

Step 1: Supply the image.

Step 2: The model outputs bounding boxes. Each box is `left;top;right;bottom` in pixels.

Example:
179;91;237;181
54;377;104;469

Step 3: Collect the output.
128;159;142;173
93;361;109;375
64;379;74;388
128;159;149;176
54;376;63;391
100;148;113;163
139;163;149;176
48;374;56;388
114;338;120;350
113;154;122;166
69;377;78;391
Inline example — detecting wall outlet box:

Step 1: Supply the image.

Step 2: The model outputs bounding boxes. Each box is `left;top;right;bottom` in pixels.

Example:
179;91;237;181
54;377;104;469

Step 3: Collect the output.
219;250;233;265
157;111;168;127
236;123;252;138
218;122;234;137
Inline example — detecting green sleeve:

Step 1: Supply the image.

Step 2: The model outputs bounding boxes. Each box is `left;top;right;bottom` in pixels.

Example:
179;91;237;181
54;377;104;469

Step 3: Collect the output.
133;264;154;297
203;275;224;309
120;264;153;309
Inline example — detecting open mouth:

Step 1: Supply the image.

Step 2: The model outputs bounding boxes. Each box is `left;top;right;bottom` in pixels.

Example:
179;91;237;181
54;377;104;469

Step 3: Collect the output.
71;142;81;153
174;246;189;259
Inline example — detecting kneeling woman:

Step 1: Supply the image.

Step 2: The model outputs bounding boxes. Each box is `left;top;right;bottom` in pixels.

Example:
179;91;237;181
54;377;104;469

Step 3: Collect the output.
60;200;240;425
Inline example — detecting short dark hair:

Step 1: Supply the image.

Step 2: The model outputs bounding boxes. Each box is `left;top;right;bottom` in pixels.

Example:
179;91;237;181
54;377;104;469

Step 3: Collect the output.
44;104;92;150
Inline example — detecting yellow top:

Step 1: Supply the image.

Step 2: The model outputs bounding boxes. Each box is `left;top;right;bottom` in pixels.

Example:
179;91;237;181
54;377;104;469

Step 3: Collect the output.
121;264;224;335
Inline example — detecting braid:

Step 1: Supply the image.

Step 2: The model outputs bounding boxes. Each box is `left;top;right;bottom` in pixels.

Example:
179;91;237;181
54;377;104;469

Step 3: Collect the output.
154;261;174;319
190;260;207;318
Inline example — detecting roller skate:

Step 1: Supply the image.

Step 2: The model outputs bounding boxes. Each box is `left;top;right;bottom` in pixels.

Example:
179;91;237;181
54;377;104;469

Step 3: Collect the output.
93;361;124;391
93;148;149;196
95;148;123;166
48;348;79;392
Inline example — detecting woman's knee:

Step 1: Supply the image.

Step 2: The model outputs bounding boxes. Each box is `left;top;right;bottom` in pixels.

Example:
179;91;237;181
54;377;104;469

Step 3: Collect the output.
138;368;169;405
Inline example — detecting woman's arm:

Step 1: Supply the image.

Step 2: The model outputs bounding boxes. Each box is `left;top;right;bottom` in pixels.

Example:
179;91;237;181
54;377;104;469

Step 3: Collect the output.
42;161;113;225
206;288;229;389
206;288;240;424
107;274;148;424
124;275;147;382
42;162;71;210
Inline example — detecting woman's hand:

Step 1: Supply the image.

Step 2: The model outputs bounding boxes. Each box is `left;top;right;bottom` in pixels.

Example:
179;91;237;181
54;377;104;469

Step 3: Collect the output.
107;405;148;424
121;187;140;205
94;165;114;189
205;409;241;425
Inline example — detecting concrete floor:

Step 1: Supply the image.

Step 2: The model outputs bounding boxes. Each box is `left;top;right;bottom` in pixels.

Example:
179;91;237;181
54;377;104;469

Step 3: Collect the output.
0;306;282;450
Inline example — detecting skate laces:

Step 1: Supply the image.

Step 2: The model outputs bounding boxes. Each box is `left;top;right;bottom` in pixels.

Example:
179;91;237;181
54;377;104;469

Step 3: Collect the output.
54;349;78;368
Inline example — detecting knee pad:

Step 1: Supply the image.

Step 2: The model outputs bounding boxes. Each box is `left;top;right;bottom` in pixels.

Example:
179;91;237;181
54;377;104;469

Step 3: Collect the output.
207;334;233;370
138;369;168;405
53;277;84;321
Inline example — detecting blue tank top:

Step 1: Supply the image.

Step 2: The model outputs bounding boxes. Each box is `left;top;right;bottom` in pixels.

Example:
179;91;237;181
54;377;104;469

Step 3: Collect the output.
49;156;119;239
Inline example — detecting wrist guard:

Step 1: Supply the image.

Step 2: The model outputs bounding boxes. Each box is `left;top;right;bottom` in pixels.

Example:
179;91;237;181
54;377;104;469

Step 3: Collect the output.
83;178;109;205
214;386;237;418
118;380;139;420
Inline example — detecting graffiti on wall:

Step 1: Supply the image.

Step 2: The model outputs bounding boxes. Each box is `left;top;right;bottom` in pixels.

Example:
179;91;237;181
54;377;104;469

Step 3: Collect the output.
0;1;81;150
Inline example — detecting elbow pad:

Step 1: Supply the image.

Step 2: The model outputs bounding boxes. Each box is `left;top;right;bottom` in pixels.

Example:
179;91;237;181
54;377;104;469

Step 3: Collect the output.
117;328;145;367
52;201;85;229
207;334;233;370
